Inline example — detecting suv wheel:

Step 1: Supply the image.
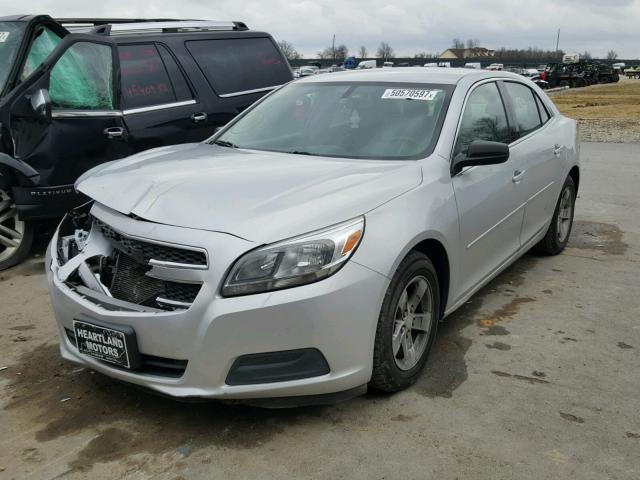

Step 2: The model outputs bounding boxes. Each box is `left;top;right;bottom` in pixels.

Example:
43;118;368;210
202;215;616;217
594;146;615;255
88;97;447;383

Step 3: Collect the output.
370;251;439;392
0;189;34;271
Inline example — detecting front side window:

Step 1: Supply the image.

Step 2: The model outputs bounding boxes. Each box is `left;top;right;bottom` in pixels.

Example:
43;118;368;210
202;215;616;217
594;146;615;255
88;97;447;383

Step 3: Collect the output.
0;22;27;93
504;82;542;137
454;82;510;158
20;27;62;81
186;38;292;96
119;44;188;109
50;42;114;110
213;82;452;160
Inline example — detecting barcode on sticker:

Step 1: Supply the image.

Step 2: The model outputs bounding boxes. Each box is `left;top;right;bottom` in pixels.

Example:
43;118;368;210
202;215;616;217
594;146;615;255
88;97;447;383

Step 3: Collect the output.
381;89;439;100
0;32;10;42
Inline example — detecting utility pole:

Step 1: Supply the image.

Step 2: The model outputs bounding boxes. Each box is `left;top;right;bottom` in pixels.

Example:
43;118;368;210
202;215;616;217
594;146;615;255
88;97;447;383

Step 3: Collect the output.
555;28;560;52
332;34;336;63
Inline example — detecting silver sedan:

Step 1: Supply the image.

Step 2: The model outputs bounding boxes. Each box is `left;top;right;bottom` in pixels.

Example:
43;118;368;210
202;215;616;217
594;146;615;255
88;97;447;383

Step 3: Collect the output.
47;68;579;405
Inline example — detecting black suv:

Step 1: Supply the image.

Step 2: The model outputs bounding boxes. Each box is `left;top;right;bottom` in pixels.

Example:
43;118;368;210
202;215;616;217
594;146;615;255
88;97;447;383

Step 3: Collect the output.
0;16;292;269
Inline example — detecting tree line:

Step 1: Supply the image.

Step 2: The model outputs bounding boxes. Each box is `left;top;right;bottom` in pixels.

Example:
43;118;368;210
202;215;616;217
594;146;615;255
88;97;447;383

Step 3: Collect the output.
277;38;620;62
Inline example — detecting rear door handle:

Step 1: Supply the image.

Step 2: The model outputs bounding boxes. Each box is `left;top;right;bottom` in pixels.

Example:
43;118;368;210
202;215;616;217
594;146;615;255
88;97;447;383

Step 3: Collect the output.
553;144;562;156
512;170;526;183
104;127;124;139
191;112;208;124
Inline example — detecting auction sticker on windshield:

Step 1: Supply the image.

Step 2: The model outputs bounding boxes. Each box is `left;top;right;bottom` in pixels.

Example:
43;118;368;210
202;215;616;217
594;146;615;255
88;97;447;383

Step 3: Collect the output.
381;89;440;100
0;32;10;42
73;320;134;368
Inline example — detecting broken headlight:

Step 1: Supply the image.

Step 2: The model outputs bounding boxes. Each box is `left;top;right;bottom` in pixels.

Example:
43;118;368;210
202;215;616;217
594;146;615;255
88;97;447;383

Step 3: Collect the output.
56;202;93;265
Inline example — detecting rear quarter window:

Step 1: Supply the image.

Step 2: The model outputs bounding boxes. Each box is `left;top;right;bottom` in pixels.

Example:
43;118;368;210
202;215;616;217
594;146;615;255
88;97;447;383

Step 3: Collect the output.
186;37;291;96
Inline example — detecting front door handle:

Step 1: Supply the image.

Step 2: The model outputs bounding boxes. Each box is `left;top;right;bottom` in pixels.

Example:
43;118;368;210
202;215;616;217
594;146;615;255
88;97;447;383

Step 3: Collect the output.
191;112;208;124
512;170;526;183
104;127;124;139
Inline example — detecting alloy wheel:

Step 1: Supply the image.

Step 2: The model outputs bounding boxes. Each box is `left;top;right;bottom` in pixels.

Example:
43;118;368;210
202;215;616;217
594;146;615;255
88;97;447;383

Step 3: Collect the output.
0;189;25;263
556;186;574;243
392;275;435;371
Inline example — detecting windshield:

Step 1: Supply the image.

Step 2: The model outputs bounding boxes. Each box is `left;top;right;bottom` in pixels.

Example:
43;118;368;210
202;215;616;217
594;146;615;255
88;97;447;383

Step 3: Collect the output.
212;82;453;160
0;22;26;93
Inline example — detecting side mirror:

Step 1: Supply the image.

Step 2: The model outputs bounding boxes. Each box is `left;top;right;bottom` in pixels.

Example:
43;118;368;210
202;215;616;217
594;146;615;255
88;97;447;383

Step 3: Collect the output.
452;140;509;175
29;88;52;123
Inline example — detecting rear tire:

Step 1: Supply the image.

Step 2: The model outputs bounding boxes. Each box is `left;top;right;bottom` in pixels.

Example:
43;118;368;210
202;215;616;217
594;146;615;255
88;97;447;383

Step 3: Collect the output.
370;251;439;392
534;176;576;256
0;189;34;271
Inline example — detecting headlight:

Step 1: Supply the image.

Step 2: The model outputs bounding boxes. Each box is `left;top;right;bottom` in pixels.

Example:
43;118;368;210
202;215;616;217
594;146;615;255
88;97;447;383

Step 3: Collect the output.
222;217;365;296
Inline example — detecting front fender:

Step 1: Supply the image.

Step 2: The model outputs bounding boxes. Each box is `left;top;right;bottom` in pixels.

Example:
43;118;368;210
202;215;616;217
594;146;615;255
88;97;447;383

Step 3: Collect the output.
0;152;40;185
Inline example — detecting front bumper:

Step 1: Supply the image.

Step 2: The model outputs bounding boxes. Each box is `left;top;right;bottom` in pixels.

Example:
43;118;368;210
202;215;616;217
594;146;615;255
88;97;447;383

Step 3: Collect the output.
46;204;388;401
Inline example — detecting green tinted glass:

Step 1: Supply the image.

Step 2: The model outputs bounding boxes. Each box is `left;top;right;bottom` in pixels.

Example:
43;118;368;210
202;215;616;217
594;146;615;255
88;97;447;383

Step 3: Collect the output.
50;42;114;110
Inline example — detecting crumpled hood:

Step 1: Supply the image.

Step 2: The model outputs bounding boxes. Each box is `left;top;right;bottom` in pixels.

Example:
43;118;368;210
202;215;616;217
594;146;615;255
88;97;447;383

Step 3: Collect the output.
77;143;422;243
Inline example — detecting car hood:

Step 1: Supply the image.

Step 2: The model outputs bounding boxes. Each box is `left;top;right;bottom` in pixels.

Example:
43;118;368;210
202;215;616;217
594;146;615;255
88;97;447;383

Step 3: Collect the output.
77;143;422;244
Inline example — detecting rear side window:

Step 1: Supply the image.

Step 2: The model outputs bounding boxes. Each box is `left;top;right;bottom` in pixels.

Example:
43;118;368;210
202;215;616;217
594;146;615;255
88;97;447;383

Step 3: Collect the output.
504;82;542;137
535;94;550;124
119;44;190;109
186;38;291;96
454;82;510;157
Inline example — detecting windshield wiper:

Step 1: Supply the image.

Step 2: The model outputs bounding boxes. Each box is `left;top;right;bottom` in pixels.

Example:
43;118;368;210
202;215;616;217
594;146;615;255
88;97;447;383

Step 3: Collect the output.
213;139;238;148
287;150;314;156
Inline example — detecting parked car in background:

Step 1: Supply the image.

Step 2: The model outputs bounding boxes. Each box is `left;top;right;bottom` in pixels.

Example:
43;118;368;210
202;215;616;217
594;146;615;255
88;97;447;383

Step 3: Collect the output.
464;62;481;69
357;59;377;69
298;66;318;76
0;16;292;270
424;62;438;67
47;68;579;405
383;61;394;68
487;63;504;71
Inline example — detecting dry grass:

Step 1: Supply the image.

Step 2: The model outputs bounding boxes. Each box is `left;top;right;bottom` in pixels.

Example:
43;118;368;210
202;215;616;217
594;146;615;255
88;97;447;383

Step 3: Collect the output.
550;78;640;120
548;78;640;143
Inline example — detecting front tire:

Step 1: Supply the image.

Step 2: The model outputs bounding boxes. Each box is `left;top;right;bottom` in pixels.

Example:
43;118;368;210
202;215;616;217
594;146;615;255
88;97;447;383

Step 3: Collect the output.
0;189;34;271
370;251;439;392
534;176;576;256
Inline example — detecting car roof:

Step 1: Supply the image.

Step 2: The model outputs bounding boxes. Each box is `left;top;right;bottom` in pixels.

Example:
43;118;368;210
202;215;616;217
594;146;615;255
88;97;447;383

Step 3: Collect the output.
0;14;36;21
296;67;527;85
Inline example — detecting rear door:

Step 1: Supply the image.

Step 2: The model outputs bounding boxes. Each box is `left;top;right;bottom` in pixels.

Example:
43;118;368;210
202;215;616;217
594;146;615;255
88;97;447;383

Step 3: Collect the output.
501;81;562;245
451;81;525;297
8;37;133;187
118;42;211;152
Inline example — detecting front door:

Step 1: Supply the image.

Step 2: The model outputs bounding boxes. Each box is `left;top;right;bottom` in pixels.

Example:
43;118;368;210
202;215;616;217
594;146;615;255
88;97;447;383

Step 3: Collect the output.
451;81;526;298
8;38;133;188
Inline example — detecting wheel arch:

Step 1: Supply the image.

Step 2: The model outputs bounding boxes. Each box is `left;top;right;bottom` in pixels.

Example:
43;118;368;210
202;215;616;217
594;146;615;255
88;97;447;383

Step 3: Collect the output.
410;238;450;319
568;165;580;195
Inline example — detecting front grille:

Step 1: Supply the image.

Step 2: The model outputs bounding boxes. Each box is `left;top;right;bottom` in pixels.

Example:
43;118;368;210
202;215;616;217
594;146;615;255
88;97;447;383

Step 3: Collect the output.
65;328;188;378
109;251;201;308
95;218;207;267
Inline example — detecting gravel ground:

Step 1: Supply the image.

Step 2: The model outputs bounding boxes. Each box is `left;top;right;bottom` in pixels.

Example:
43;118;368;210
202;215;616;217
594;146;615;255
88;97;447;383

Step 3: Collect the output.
0;142;639;479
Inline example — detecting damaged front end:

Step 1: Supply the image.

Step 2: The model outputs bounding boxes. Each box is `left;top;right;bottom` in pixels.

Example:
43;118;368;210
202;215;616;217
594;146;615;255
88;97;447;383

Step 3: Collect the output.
54;203;207;313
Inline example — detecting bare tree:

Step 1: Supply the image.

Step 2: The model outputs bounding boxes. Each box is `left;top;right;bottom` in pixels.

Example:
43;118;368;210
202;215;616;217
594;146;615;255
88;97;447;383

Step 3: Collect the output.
451;38;465;49
376;42;395;60
317;44;349;60
358;45;368;58
466;38;480;48
581;50;593;60
277;40;301;61
606;49;618;60
414;51;436;59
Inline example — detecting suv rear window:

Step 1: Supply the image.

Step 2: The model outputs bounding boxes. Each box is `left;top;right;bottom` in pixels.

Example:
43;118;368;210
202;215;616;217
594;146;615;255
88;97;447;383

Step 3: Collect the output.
186;38;291;96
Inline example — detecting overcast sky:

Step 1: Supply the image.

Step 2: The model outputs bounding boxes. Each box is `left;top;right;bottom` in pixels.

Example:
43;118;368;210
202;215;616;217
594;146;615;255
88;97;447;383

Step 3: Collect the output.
3;0;639;59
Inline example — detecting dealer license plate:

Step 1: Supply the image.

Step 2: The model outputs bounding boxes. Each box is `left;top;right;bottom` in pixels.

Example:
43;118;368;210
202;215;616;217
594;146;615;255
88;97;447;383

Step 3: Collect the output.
73;320;132;368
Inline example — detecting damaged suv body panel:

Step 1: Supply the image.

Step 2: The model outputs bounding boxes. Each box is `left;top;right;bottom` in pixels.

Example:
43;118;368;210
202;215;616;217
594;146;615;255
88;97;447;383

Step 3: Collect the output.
75;143;424;244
